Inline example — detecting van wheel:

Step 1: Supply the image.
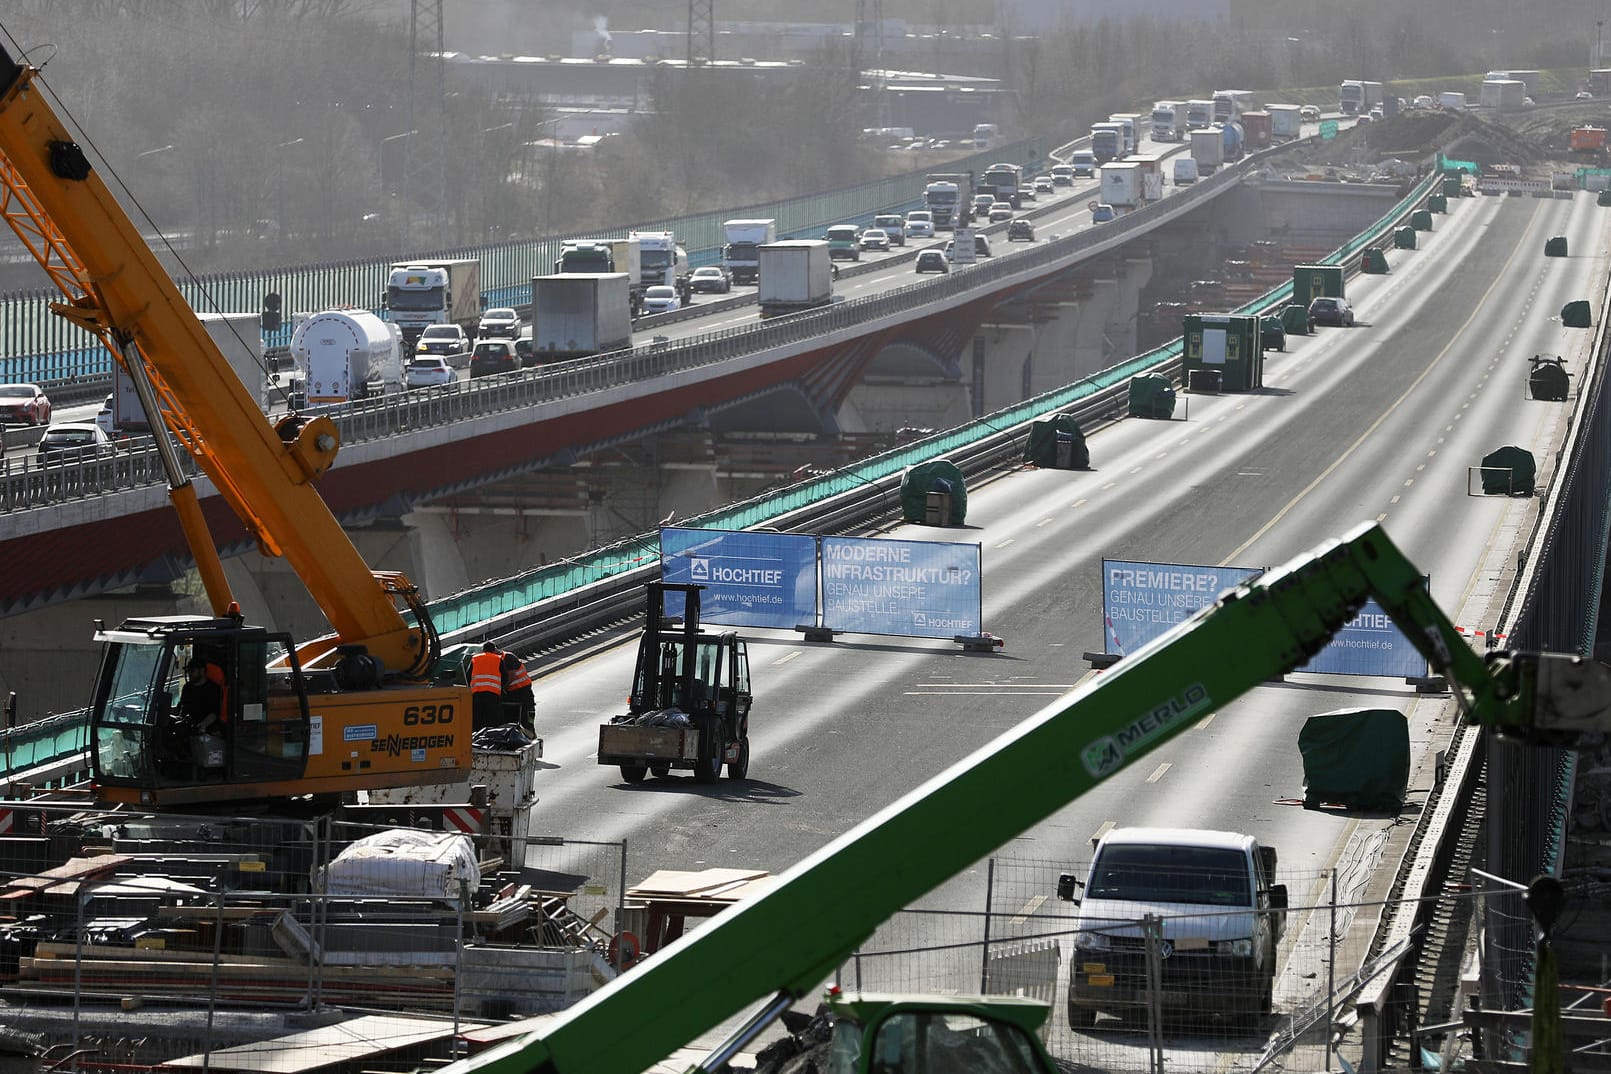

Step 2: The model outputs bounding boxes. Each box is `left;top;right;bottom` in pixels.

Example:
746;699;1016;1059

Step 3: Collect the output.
620;764;647;783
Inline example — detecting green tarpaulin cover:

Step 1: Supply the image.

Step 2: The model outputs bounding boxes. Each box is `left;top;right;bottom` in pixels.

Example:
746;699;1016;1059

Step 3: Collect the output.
900;460;967;524
1299;708;1410;811
1480;446;1535;496
1023;414;1090;468
1127;373;1177;418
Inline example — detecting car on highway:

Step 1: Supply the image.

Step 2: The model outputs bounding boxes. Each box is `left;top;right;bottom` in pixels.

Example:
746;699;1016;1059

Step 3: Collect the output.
405;356;456;388
641;285;682;314
1091;203;1117;223
971;193;996;217
1070;150;1097;177
943;233;992;261
0;382;51;426
477;307;520;339
914;249;949;274
1261;316;1286;352
1299;105;1321;121
1051;164;1074;186
859;228;891;252
987;202;1014;223
1007;219;1036;242
469;339;520;378
872;214;907;246
1034;176;1055;195
1413;94;1436;109
95;394;116;436
1577;90;1594;100
36;421;113;462
689;266;732;294
904;210;935;238
1308;296;1355;327
415;324;471;367
514;336;536;366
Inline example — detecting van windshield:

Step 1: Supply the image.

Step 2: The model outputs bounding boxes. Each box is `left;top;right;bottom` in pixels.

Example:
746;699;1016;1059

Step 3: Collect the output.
1087;846;1251;907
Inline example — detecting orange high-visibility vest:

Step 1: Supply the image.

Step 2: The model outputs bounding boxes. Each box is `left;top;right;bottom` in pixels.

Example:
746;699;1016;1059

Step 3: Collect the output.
469;652;504;695
503;656;532;691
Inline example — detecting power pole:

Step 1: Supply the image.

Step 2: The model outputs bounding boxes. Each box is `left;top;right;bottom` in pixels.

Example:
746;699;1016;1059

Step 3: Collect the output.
855;0;888;131
403;0;451;250
687;0;715;65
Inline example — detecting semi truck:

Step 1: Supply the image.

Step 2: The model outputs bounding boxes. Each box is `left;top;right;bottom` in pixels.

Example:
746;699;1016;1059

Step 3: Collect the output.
1480;78;1526;111
1439;91;1467;111
1090;122;1126;164
721;218;777;284
1099;162;1143;208
383;259;481;347
1212;89;1255;123
0;39;481;809
1190;126;1226;175
1151;100;1187;141
1185;98;1215;129
290;308;403;405
633;230;690;302
1108;113;1142;154
757;240;833;318
556;237;643;315
981;162;1025;208
1241;110;1272;149
1339;80;1384;115
529;273;634;361
923;172;973;230
444;520;1609;1074
1221;120;1245;161
112;311;264;433
1268;103;1303;141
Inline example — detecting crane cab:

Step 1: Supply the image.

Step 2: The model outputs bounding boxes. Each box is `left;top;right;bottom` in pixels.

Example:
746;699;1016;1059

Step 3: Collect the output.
88;614;472;807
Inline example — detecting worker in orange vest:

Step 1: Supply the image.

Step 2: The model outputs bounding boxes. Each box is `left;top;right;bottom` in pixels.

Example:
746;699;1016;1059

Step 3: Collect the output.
501;651;536;734
469;642;505;730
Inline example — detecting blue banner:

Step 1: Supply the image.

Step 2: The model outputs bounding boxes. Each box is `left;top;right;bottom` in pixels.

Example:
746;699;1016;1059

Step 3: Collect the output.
1103;559;1256;656
660;528;817;629
1102;558;1428;678
821;537;981;639
1296;597;1428;677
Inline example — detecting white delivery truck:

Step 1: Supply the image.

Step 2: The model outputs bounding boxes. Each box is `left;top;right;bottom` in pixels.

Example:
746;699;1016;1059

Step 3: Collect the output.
634;230;689;294
1172;156;1199;185
1151;101;1187;141
1267;103;1303;141
1190;126;1226;176
290;308;403;405
757;240;834;318
1185;99;1215;129
530;273;635;361
383;259;481;346
113;311;265;433
1108;113;1142;154
1057;827;1287;1026
1439;91;1467;111
1099;162;1143;209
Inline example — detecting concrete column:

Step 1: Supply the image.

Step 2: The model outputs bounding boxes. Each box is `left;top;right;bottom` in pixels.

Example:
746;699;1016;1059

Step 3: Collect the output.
1024;302;1083;396
1106;257;1154;360
974;323;1037;412
1072;278;1118;376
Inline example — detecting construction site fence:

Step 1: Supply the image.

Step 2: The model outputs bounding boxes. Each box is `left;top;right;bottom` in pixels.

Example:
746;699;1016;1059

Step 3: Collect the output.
837;857;1539;1074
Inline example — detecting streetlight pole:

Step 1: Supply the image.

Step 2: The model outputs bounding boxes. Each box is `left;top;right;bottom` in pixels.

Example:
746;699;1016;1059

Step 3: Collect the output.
1597;21;1604;71
273;138;304;248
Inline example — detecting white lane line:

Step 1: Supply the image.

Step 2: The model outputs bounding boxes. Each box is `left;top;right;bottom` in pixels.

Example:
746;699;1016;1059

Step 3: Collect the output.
1010;894;1048;926
772;651;801;666
1194;713;1216;731
1145;762;1172;784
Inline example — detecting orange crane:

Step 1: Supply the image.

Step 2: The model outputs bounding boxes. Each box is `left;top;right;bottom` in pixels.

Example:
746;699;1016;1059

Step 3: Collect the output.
0;43;471;807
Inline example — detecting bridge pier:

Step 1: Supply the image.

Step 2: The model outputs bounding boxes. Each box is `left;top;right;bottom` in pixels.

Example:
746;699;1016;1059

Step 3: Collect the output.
1072;277;1118;374
1107;257;1154;360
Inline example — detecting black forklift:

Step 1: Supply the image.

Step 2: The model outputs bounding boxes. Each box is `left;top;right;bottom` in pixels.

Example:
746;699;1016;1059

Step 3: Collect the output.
597;583;753;784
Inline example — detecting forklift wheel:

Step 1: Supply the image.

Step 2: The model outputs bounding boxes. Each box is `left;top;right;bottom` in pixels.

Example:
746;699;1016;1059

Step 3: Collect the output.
693;753;722;783
620;764;648;783
726;736;750;781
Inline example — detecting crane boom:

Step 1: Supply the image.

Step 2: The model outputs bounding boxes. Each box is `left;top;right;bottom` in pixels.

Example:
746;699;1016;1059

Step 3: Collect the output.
448;521;1609;1074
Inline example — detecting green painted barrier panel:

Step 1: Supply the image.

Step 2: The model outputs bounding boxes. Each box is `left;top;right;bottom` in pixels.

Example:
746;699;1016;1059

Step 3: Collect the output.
1410;209;1433;231
1562;300;1593;328
1395;226;1417;249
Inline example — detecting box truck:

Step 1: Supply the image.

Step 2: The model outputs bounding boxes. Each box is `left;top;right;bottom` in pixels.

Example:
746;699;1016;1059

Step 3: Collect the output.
113;311;267;432
1099;162;1143;208
1268;104;1303;141
757;241;834;318
1190;127;1225;175
1339;80;1384;115
530;273;635;361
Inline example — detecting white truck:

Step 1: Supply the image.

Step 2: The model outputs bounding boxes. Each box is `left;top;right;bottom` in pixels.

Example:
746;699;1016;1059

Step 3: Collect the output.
633;230;690;298
1439;91;1467;111
1108;113;1142;154
1480;78;1526;111
1058;826;1287;1026
1339;79;1384;115
1268;103;1303;141
721;219;777;285
1190;126;1226;176
1212;89;1255;124
1099;162;1143;209
1090;122;1126;164
530;273;634;362
367;739;544;871
290;308;403;406
383;259;481;347
1150;101;1186;141
757;240;833;318
1185;98;1215;129
112;311;265;433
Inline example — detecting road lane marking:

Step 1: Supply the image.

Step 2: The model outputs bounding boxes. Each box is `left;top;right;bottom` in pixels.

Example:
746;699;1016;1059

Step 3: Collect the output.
1010;894;1048;925
1145;762;1171;783
772;652;801;666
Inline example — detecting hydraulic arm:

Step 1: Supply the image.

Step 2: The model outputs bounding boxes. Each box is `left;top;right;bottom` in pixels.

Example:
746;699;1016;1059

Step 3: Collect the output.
450;521;1611;1074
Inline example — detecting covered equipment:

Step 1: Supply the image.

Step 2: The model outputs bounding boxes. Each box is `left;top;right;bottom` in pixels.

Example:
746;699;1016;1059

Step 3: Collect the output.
1023;414;1090;468
1298;708;1411;811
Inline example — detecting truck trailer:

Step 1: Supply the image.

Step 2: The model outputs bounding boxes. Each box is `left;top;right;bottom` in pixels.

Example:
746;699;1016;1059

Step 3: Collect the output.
923;172;973;230
556;238;643;315
1099;162;1143;209
113;311;265;433
290;308;402;406
757;240;834;318
530;272;635;361
1339;80;1384;115
1268;104;1303;141
1190;126;1226;175
384;259;481;346
1480;79;1526;111
721;219;777;284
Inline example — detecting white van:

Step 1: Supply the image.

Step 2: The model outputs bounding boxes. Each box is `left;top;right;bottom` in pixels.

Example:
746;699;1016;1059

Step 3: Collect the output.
1057;827;1287;1026
1173;156;1199;185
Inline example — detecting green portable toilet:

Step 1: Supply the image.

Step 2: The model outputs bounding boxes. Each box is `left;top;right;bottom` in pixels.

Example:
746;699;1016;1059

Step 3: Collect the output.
1280;303;1312;336
1428;193;1447;213
1410;209;1433;231
1183;313;1263;393
900;459;967;525
1442;174;1464;198
1292;264;1345;309
1598;189;1611;206
1562;300;1593;328
1544;236;1568;257
1299;709;1411;812
1127;373;1177;418
1527;356;1571;401
1023;414;1089;469
1361;248;1389;274
1479;446;1535;496
1394;226;1417;249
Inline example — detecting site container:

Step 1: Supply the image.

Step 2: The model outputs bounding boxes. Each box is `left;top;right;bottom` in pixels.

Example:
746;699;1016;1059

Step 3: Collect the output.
1182;313;1262;393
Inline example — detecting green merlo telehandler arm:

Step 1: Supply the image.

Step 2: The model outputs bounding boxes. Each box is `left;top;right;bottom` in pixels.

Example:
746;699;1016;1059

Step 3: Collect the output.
451;521;1611;1074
